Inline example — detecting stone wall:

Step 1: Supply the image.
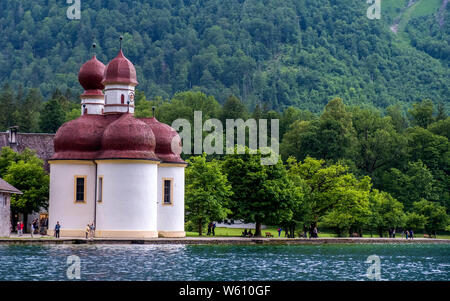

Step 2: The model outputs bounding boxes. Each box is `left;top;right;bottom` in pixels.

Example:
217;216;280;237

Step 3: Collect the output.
0;132;55;172
0;193;11;237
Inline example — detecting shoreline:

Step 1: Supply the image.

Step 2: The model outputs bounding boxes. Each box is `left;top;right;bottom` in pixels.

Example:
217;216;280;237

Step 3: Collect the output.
0;237;449;245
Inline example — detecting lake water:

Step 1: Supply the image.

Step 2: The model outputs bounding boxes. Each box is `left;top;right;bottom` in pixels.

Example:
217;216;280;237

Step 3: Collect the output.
0;244;448;281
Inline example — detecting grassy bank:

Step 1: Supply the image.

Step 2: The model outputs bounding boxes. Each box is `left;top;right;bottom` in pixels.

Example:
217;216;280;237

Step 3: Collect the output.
186;227;450;239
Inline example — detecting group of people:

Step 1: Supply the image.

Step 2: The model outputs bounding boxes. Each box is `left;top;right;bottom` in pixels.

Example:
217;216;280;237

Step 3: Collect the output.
388;228;414;239
403;229;414;239
207;222;216;236
241;229;254;237
85;222;95;239
30;219;39;238
13;219;46;237
15;221;24;236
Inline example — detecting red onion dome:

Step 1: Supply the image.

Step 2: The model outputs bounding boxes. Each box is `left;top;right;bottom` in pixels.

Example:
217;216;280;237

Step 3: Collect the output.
52;115;117;160
98;113;158;160
141;117;185;164
78;55;106;97
102;50;138;86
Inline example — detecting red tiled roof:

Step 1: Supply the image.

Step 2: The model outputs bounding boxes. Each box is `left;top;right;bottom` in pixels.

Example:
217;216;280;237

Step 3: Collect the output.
51;114;185;164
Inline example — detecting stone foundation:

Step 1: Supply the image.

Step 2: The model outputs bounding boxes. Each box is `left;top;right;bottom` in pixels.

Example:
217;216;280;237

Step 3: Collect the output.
158;231;186;238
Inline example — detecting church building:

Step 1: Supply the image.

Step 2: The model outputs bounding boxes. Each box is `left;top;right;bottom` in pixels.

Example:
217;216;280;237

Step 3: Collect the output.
48;46;186;238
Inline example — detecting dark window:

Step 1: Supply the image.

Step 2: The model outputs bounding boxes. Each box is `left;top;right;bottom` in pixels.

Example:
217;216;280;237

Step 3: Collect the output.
76;177;85;202
121;94;125;104
98;177;103;202
163;179;172;204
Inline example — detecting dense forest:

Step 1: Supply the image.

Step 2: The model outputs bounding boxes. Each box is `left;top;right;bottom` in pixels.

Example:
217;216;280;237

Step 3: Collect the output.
1;91;448;237
0;0;449;112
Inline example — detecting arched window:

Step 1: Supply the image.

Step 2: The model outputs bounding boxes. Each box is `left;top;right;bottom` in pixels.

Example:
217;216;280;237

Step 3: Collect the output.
121;94;125;104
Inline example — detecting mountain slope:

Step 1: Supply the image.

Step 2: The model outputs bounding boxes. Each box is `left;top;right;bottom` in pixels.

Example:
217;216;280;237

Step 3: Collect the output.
0;0;448;112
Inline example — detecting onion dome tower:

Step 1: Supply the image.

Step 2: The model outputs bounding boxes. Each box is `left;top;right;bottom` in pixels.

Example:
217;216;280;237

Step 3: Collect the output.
102;36;138;115
78;43;106;115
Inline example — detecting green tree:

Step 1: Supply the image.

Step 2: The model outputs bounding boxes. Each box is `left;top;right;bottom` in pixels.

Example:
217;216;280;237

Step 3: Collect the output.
408;99;434;128
185;154;233;236
351;107;407;175
0;83;16;131
412;200;448;237
428;117;450;140
4;158;49;232
0;147;42;177
435;101;447;122
366;190;405;237
221;95;248;122
317;98;356;161
286;156;365;235
404;212;427;232
17;88;42;132
39;98;66;133
223;148;297;237
381;161;435;210
386;104;408;133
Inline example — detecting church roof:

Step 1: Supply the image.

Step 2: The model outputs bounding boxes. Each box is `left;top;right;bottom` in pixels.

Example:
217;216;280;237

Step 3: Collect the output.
78;55;105;96
52;46;185;164
51;114;185;164
102;50;138;86
0;178;22;194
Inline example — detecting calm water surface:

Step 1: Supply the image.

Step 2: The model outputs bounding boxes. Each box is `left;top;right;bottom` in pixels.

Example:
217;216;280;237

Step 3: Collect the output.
0;244;448;281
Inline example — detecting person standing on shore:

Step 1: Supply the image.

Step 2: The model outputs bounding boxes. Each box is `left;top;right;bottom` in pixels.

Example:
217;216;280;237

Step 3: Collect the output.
207;222;212;236
30;221;35;238
212;223;216;236
85;224;90;239
409;229;414;239
16;222;21;236
54;222;61;238
313;227;318;238
277;228;282;237
392;228;396;238
89;222;95;239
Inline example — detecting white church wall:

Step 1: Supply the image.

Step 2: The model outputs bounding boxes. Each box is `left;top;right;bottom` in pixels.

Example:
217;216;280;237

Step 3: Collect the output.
0;193;11;237
48;162;96;236
81;97;104;115
104;84;135;114
157;165;185;237
95;161;158;238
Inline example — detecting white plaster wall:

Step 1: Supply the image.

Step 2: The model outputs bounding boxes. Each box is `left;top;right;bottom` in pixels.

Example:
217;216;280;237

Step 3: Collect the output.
104;105;134;114
104;84;135;114
48;163;96;231
96;162;157;231
0;193;11;236
157;166;185;232
81;97;104;115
